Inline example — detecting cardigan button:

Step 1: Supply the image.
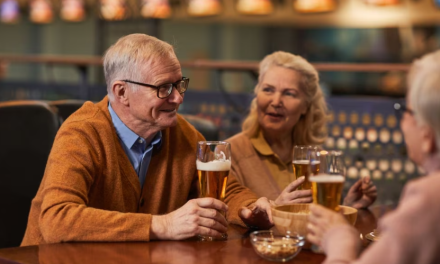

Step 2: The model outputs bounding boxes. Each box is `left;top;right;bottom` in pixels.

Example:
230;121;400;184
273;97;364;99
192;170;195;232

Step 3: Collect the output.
140;198;145;207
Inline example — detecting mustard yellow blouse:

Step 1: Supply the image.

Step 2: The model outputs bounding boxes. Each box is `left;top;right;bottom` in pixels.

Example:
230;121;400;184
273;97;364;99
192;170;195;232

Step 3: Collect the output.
249;130;295;191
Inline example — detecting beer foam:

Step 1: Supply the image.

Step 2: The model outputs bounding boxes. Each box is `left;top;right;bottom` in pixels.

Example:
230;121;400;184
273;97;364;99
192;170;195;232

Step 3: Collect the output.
292;160;320;165
309;175;345;183
197;160;231;171
311;160;320;165
292;160;309;165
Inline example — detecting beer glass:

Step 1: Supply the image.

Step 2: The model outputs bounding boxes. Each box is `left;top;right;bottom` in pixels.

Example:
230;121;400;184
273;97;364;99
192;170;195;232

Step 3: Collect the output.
309;150;345;253
196;141;231;241
292;145;320;190
309;150;345;212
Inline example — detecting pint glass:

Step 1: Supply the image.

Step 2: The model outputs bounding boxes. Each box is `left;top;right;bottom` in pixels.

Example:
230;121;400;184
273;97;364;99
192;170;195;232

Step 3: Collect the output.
309;150;345;212
292;145;320;190
196;141;231;241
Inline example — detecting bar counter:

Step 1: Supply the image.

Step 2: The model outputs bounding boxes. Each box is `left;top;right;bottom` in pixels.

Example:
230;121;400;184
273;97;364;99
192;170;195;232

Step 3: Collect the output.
0;207;387;264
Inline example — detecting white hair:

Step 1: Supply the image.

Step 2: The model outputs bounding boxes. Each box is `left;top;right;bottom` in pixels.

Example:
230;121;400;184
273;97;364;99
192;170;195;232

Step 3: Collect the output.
408;50;440;149
103;34;175;101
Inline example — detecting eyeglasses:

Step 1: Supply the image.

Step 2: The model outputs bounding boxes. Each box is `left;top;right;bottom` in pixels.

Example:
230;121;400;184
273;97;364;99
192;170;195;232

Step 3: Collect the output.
394;102;414;117
121;77;189;99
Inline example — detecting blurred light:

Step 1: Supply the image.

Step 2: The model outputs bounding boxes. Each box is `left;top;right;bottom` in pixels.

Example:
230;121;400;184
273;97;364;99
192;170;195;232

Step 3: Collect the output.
61;0;85;22
363;0;400;5
141;0;171;19
188;0;221;17
293;0;336;13
100;0;127;20
434;0;440;8
236;0;273;15
0;0;20;23
30;0;53;23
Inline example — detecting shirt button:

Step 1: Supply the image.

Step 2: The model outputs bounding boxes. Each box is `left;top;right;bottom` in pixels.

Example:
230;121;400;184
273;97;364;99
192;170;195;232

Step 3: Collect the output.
140;198;144;206
138;139;143;144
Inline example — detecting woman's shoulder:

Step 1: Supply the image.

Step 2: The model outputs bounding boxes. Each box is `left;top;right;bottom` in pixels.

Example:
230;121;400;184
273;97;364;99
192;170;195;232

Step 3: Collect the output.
398;173;440;211
225;132;256;159
405;173;440;193
226;132;247;143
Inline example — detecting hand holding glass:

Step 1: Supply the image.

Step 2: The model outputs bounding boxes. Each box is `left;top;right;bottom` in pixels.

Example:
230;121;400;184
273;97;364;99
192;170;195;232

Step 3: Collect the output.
196;141;231;241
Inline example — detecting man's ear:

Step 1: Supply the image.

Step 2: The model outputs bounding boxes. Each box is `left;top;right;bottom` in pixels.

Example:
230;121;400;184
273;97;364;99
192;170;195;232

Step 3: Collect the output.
420;125;437;155
112;81;129;106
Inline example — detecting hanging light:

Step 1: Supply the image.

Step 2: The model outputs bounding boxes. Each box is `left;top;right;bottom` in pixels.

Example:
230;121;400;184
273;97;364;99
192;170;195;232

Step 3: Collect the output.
187;0;221;17
293;0;336;13
0;0;20;23
363;0;400;6
60;0;85;22
236;0;273;15
29;0;54;23
141;0;171;19
100;0;128;20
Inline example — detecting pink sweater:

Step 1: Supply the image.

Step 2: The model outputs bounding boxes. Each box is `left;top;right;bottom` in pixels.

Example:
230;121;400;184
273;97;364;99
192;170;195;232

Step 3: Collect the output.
323;173;440;264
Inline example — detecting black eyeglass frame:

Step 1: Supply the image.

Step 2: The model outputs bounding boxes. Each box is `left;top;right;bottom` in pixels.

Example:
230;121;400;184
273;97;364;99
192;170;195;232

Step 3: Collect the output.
394;102;415;116
121;77;189;99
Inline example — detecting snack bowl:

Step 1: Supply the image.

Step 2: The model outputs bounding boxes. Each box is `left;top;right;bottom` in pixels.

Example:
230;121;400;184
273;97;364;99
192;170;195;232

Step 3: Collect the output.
271;204;357;249
250;230;305;262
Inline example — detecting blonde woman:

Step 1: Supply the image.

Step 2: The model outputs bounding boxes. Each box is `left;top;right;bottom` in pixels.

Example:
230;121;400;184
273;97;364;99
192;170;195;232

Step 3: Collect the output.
226;51;376;208
307;50;440;264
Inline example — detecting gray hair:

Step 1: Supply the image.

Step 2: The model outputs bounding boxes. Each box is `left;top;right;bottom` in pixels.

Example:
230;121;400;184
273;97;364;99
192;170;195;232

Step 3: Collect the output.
408;50;440;149
103;33;175;101
242;51;328;145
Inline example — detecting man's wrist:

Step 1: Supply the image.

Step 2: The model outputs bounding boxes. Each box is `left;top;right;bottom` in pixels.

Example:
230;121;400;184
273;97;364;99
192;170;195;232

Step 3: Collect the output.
150;215;168;240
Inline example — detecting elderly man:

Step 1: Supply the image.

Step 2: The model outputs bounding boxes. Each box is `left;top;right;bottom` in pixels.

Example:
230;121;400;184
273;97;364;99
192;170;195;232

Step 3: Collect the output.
21;34;272;246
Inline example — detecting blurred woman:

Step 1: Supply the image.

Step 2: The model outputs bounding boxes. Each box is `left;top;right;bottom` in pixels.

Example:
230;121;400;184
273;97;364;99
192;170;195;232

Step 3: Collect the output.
307;50;440;264
226;51;376;208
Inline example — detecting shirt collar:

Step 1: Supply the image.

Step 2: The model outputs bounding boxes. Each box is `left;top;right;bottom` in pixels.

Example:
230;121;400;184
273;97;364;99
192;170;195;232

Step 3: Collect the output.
151;130;162;149
108;103;140;149
250;129;274;156
108;103;162;150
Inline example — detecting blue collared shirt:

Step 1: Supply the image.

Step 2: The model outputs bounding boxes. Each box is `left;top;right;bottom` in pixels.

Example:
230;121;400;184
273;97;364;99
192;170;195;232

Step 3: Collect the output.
108;104;162;188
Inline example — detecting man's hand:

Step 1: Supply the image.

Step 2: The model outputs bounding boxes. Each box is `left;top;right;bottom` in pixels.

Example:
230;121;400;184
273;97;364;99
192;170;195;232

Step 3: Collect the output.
343;176;377;209
307;204;349;247
274;176;313;206
150;198;228;240
239;197;274;230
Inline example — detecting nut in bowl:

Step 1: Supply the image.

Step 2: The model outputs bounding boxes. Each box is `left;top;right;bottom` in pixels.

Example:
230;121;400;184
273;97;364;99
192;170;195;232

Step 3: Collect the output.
250;230;305;262
271;204;357;249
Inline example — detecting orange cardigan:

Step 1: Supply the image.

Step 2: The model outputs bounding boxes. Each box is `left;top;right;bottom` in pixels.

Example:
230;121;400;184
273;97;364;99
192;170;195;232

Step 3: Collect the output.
21;97;257;246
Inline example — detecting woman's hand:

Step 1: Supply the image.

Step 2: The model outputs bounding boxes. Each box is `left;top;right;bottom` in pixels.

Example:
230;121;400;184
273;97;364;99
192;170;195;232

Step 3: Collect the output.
274;176;313;206
343;176;377;209
306;204;349;247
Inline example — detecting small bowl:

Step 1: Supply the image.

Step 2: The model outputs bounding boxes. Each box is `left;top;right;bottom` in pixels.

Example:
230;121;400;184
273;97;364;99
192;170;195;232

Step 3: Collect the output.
250;230;305;262
272;204;357;249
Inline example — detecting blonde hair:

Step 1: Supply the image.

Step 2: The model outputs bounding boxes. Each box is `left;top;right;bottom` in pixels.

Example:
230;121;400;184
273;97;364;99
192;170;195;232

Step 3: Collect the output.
407;50;440;149
103;33;175;101
242;51;328;145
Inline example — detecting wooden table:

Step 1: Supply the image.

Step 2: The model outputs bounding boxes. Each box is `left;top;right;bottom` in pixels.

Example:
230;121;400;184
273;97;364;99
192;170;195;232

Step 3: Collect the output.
0;208;387;264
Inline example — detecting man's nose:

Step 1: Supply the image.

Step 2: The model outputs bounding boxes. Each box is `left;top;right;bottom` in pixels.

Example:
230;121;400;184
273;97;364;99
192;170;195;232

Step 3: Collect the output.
167;86;184;104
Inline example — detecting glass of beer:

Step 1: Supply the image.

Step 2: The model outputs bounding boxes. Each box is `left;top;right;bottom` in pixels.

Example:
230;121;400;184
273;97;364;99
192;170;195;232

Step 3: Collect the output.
292;145;320;190
309;150;345;212
196;141;231;241
309;150;345;253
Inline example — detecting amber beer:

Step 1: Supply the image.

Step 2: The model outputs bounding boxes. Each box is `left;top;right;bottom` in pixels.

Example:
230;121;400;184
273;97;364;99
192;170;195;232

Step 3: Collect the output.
196;160;231;201
292;160;320;190
310;175;344;211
